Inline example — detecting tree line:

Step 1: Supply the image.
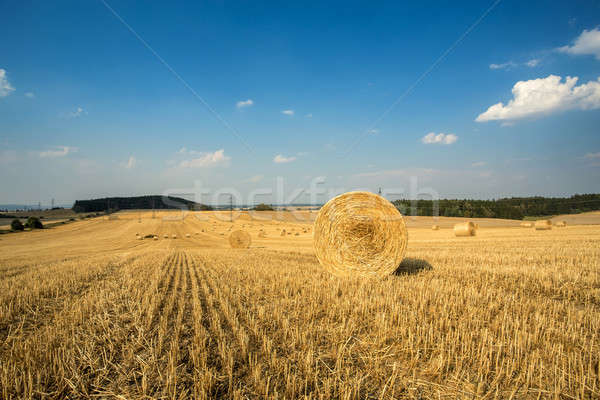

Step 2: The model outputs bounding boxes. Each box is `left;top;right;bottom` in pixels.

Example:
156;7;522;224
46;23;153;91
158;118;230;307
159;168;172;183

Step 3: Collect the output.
392;194;600;220
72;196;213;213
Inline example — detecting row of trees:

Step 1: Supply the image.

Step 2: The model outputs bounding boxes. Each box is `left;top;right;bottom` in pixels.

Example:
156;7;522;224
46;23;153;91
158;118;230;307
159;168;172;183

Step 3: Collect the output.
392;194;600;220
72;196;213;213
11;217;43;231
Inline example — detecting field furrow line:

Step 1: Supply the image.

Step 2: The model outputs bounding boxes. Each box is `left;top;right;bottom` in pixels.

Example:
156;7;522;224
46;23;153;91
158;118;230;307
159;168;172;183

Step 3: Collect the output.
190;253;242;396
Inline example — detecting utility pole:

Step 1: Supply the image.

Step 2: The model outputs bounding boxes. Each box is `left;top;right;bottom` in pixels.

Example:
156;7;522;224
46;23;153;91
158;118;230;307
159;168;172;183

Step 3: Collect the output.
230;194;233;223
378;187;382;196
51;198;55;209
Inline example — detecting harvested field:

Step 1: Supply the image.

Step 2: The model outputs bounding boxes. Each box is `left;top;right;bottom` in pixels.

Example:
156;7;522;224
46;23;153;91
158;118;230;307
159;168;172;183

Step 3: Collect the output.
0;210;599;398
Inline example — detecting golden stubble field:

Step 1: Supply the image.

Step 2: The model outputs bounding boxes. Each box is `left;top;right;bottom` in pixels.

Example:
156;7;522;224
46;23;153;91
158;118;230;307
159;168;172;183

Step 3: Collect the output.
0;210;599;399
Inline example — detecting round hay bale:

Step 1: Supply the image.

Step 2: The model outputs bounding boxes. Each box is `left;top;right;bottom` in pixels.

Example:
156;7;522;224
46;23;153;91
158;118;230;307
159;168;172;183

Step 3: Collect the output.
164;234;169;239
313;191;408;277
431;225;440;230
153;236;158;240
280;229;286;236
454;222;476;237
520;222;533;228
535;220;552;230
185;233;191;238
294;232;300;236
229;230;251;249
555;220;566;227
172;234;177;239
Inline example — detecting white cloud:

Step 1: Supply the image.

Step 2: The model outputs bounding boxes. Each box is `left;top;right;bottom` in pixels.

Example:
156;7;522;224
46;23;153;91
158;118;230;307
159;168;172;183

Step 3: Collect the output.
24;92;35;98
368;129;379;135
281;110;294;116
179;149;230;168
0;69;15;97
558;28;600;60
123;156;137;169
421;132;458;145
273;154;296;163
471;161;486;167
490;59;540;70
584;152;600;159
67;107;87;118
476;75;600;122
236;99;254;108
489;61;517;70
245;174;264;183
39;146;78;158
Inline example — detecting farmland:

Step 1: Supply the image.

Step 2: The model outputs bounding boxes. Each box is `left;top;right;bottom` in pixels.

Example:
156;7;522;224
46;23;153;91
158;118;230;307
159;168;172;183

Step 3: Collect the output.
0;211;599;399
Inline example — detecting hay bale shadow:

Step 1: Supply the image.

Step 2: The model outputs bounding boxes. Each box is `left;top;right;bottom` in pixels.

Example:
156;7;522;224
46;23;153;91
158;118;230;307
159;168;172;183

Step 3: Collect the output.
393;257;432;276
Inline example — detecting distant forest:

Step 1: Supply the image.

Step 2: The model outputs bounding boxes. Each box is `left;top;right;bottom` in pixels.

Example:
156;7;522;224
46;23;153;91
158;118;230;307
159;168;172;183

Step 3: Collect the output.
392;194;600;220
72;196;213;213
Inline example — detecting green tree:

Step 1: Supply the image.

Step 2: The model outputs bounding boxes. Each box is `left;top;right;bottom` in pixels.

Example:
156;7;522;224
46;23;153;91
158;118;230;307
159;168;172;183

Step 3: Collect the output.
25;216;43;229
11;219;24;231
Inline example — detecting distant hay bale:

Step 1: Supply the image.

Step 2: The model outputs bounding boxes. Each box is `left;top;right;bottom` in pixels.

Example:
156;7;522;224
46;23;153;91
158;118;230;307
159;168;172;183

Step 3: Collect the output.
474;223;480;229
185;233;191;238
280;230;286;236
153;236;158;240
431;225;440;230
520;222;533;228
535;220;552;230
229;230;251;249
294;232;300;236
555;220;567;227
454;222;476;237
164;234;169;239
313;191;408;277
172;234;177;239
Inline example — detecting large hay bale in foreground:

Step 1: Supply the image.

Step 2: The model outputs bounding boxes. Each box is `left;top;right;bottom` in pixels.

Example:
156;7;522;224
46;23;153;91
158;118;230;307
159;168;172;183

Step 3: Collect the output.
313;191;408;277
520;222;533;228
229;230;251;248
454;222;476;237
535;220;552;230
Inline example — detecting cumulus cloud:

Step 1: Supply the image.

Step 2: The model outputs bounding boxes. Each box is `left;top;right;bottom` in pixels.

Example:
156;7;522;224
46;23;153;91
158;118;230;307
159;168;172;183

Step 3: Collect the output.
558;27;600;60
66;107;87;118
39;146;78;158
421;132;458;145
179;149;230;168
0;69;15;97
236;99;254;108
281;110;294;116
476;75;600;122
123;156;137;169
273;154;296;163
24;92;35;98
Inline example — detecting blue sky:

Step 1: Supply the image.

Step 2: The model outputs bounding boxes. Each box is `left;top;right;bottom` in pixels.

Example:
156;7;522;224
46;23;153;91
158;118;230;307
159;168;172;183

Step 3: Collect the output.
1;0;600;205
